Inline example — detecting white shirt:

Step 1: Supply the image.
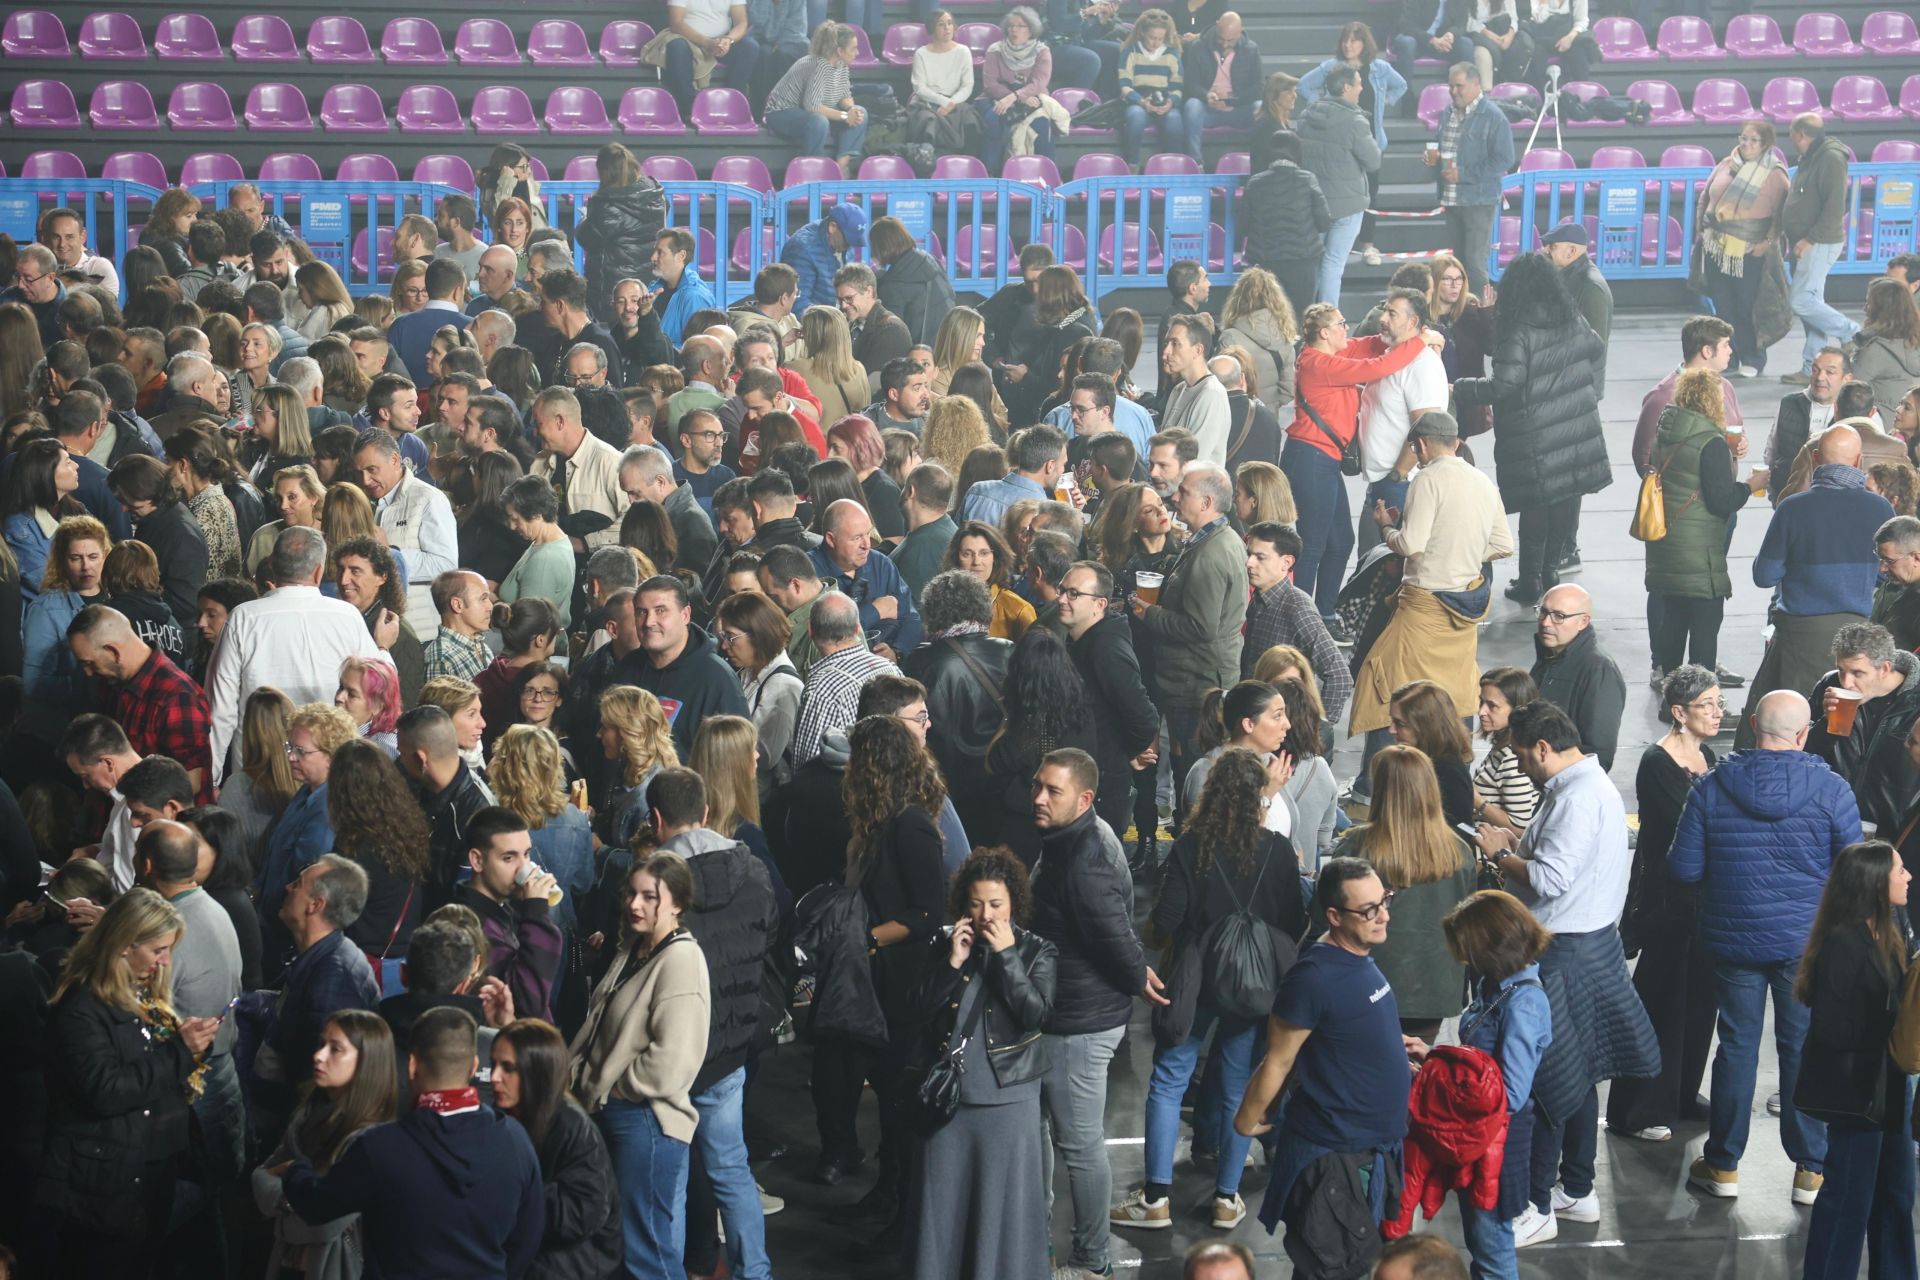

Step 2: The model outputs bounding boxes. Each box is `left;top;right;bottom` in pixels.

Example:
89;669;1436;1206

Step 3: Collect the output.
208;584;382;783
1385;453;1514;591
1163;372;1231;466
673;0;734;40
69;253;121;295
102;792;136;893
1359;348;1448;483
1809;400;1836;437
1508;753;1630;934
374;469;460;634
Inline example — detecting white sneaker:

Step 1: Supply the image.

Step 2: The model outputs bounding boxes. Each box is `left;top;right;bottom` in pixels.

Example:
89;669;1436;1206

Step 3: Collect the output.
1551;1185;1600;1223
1211;1193;1247;1229
1628;1125;1673;1142
757;1182;784;1215
1108;1188;1171;1230
1512;1205;1558;1248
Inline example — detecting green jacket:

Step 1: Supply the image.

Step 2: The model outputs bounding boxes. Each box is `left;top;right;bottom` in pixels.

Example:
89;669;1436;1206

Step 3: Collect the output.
889;515;955;603
1141;521;1249;710
785;581;866;676
1783;135;1850;246
1644;405;1734;599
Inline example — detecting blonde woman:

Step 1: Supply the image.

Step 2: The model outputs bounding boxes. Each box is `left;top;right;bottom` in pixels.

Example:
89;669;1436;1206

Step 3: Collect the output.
491;724;594;932
1233;461;1297;527
218;686;298;873
596;686;678;849
418;676;493;784
922;395;993;492
688;714;789;912
247;462;325;577
389;260;428;316
320;483;407;587
789;305;871;427
40;889;218;1267
294;261;355;340
1219;268;1300;409
238;322;282;397
930;307;1010;426
244;383;315;490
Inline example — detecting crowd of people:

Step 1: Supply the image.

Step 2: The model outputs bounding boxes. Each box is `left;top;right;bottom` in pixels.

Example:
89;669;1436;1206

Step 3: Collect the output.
3;7;1920;1280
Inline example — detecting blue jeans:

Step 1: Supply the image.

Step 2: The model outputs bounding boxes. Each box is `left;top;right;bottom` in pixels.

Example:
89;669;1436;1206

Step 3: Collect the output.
1789;240;1859;372
1145;1009;1260;1196
1356;475;1410;558
1052;43;1103;90
1119;102;1191;166
981;105;1055;172
690;1067;770;1280
597;1098;690;1279
1280;437;1353;618
662;34;765;114
1459;1194;1517;1280
1318;210;1366;307
1803;1093;1919;1280
1178;99;1255;163
766;107;868;161
810;0;876;34
1529;1085;1599;1209
1705;957;1826;1172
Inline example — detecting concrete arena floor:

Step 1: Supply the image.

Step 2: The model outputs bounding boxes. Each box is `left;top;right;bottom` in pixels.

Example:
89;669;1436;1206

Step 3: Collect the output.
749;312;1890;1277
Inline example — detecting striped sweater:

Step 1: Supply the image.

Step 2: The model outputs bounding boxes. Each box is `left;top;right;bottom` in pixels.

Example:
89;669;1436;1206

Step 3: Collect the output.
1119;45;1184;105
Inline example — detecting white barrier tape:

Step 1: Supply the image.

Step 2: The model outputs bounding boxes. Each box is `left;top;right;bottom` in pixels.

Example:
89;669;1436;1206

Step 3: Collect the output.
1367;206;1448;219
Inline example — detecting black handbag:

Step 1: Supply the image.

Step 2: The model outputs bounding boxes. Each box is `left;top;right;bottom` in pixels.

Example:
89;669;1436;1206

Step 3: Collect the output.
1297;396;1363;477
907;963;988;1134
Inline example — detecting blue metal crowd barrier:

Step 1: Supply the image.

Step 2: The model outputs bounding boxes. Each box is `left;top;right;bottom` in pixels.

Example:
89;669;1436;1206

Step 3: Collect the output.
528;181;771;308
771;179;1049;299
188;179;460;296
1053;172;1247;303
0;178;163;303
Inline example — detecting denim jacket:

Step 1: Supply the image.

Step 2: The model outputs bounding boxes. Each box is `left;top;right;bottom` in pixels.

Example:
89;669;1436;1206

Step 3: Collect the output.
1297;57;1408;151
1447;95;1515;207
1457;962;1554;1112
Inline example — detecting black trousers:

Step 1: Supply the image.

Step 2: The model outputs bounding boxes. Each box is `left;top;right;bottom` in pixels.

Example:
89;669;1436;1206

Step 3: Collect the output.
1649;593;1726;674
1608;925;1716;1132
1704;258;1768;373
1517;500;1579;588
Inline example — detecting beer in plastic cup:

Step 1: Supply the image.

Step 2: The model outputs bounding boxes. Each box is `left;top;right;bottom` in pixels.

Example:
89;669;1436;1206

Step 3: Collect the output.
516;860;566;908
1861;821;1880;839
1828;687;1864;737
1134;571;1164;605
1425;141;1440;164
1724;423;1743;437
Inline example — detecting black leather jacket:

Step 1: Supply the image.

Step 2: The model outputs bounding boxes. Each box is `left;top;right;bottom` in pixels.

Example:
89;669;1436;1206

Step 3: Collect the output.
913;926;1057;1088
901;632;1012;841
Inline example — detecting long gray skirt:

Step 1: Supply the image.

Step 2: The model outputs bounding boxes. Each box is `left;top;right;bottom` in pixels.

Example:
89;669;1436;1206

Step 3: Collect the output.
908;1093;1049;1280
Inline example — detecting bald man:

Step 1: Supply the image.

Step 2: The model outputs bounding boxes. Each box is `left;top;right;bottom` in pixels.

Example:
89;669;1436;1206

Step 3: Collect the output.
1528;584;1625;770
663;336;728;441
808;499;921;658
1179;13;1261;165
1739;422;1895;747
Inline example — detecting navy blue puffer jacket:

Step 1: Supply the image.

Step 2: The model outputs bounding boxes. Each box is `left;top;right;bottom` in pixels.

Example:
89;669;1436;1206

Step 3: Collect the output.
1667;748;1860;962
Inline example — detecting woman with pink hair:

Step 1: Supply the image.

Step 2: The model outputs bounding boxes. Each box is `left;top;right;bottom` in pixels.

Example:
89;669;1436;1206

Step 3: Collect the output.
336;655;403;756
827;413;906;542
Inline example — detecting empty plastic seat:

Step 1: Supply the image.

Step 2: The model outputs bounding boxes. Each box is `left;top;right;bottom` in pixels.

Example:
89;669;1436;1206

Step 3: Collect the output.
618;86;685;134
600;20;653;64
711;154;775;193
529;19;594;65
1590;144;1645;168
336;153;398;182
859;155;917;182
245;83;311;130
1863;11;1920;55
957;23;999;64
155;13;221;59
1097;223;1162;274
1904;75;1920;120
1144;153;1201;178
101;81;168;129
12;80;83;128
1793;12;1861;57
1045;222;1088;272
102;150;167;187
847;26;880;68
545;86;612;133
883;24;929;65
1519;147;1575;171
1494;216;1524;268
732;225;775;276
1656;16;1726;59
1002;154;1063;189
1692;78;1761;122
1760;76;1823;123
1591;16;1656;61
1723;14;1794;58
413;153;476;189
783;156;843;187
1831;75;1902;121
1072;153;1131;181
382;18;448;63
1215;152;1251;175
472;85;538;133
396;84;463;132
456;20;521;65
691;88;756;134
1659;143;1716;168
933;154;990;182
564;155;600;182
233;15;299;61
351;226;395;279
321;83;389;131
1873;139;1920;163
642;155;697;183
1416;83;1450;127
78;11;148;59
1055;87;1111;131
1626;80;1694;123
4;11;70;57
257;153;322;183
953;224;1012;275
21;151;86;181
308;17;374;63
179;152;243;184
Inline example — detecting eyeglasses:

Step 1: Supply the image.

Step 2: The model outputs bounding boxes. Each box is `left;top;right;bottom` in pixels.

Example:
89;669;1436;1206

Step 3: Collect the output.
14;270;45;289
1068;402;1100;416
284;742;324;758
1686;697;1728;713
683;429;727;443
1536;607;1589;623
1333;891;1396;922
523;687;561;702
715;629;746;648
1057;587;1104;604
896;709;932;726
1878;552;1915;566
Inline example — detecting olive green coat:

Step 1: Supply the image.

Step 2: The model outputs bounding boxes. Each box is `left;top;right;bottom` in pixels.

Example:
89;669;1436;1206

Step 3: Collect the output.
1644;405;1732;599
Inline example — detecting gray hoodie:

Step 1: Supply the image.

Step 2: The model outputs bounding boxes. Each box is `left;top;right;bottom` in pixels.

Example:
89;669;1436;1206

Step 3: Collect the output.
1220;307;1297;408
1295;95;1381;221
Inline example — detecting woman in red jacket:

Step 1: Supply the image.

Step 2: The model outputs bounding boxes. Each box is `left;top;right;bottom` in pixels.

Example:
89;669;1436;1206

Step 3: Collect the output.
1279;301;1433;640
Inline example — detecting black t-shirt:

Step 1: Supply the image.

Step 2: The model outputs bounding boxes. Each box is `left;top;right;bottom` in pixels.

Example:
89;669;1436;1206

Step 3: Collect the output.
109;589;187;667
1269;940;1410;1150
862;468;907;539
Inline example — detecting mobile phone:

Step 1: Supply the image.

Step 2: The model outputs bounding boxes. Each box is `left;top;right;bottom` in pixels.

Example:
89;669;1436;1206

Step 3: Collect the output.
1455;822;1481;841
215;995;242;1023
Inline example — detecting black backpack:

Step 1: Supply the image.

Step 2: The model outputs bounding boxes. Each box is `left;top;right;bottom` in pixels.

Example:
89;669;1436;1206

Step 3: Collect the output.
1198;848;1298;1020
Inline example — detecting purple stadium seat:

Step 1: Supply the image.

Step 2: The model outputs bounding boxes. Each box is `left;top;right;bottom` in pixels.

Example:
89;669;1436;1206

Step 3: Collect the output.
1560;81;1620;127
1831;76;1902;122
321;84;389;132
1660;142;1716;167
1003;155;1064;189
712;154;775;194
1864;12;1920;56
1692;78;1761;123
308;17;375;63
564;155;599;182
79;12;148;59
180;152;244;184
691;88;757;134
1097;224;1163;274
1591;16;1656;61
351;226;395;280
12;81;83;129
643;155;697;183
1519;147;1575;171
545;86;613;133
1416;83;1450;128
859;155;918;183
1144;153;1201;179
472;86;538;133
1038;222;1087;271
245;83;312;131
732;225;776;276
1072;153;1131;182
1904;75;1920;120
848;27;880;68
1489;82;1539;121
233;15;299;61
336;153;397;182
21;151;86;182
103;151;168;187
933;154;990;182
4;11;70;58
530;19;594;66
954;224;1013;275
1216;152;1251;175
1873;140;1920;163
396;85;463;133
155;13;222;60
1723;14;1794;58
957;23;998;64
413;154;476;189
526;156;548;183
1055;88;1111;132
103;81;169;129
600;21;653;65
1626;80;1693;124
1760;76;1824;123
883;24;929;66
1656;16;1726;59
783;156;842;187
382;19;448;64
618;86;685;134
1641;213;1685;263
1590;144;1645;168
258;153;322;182
456;20;521;65
1793;13;1861;57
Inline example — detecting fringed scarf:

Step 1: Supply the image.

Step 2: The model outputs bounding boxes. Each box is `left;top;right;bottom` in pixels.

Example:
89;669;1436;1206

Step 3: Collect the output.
1705;152;1785;279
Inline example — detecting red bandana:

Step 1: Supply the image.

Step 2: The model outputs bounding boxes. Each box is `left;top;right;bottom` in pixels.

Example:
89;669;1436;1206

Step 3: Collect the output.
415;1086;481;1114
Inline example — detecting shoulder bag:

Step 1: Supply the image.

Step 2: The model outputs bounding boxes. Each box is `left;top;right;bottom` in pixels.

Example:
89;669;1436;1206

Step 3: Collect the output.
1629;441;1698;543
946;637;1006;713
1298;396;1363;477
907;962;988;1133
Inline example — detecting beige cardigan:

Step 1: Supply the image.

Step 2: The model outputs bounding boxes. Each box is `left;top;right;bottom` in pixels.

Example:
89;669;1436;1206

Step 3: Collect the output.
569;931;711;1143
